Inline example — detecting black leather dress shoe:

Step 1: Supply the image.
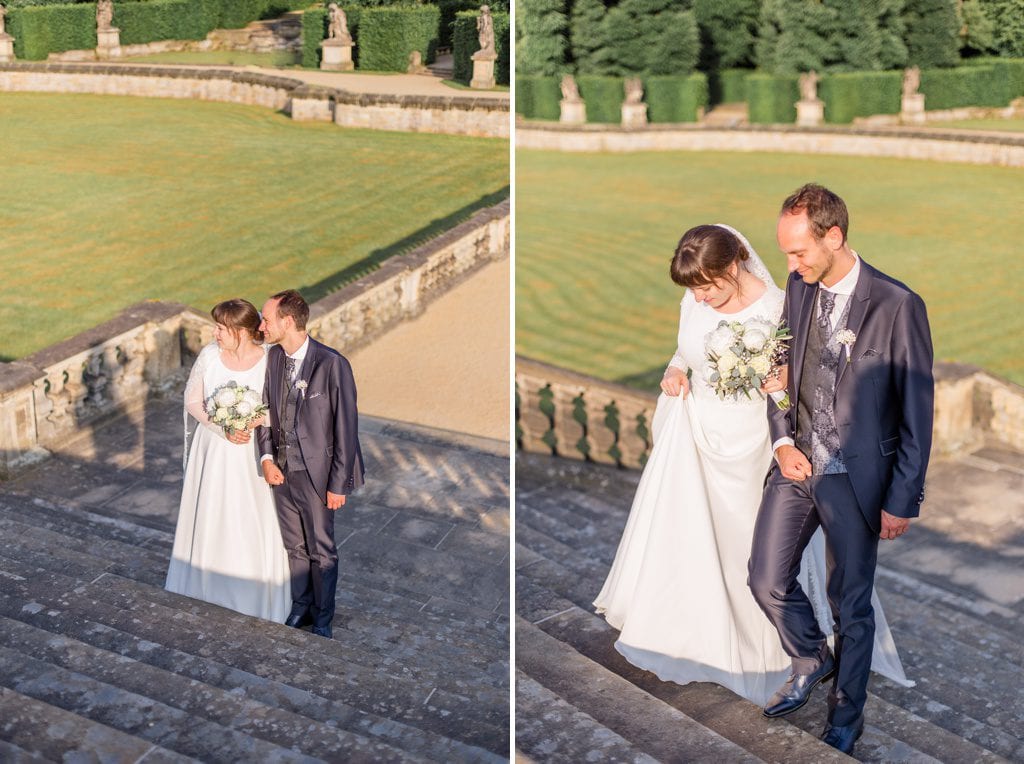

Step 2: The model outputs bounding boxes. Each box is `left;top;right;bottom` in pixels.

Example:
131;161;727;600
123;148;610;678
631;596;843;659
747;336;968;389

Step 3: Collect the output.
311;624;333;639
762;652;836;718
821;714;864;754
285;611;314;629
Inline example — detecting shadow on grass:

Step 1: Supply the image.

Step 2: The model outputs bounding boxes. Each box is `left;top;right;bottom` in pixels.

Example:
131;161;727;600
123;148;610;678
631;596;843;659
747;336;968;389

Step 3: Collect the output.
296;186;509;303
614;366;663;392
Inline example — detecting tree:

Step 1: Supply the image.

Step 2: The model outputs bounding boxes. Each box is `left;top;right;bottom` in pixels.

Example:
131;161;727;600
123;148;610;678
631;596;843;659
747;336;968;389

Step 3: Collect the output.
978;0;1024;57
597;0;699;75
569;0;607;74
824;0;883;71
877;0;910;70
958;0;995;56
693;0;760;69
902;0;960;67
516;0;570;76
755;0;834;75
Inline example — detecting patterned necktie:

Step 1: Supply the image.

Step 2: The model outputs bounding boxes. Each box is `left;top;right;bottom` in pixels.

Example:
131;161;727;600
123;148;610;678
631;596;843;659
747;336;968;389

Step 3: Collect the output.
817;290;836;337
285;356;297;390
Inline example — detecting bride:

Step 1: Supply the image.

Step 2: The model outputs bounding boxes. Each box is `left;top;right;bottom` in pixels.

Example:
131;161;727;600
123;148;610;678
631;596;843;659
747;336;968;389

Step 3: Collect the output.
594;224;912;705
165;298;290;622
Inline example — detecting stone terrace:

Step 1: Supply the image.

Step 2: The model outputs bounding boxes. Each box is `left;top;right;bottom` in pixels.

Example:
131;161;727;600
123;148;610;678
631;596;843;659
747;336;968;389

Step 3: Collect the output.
516;441;1024;762
0;393;510;761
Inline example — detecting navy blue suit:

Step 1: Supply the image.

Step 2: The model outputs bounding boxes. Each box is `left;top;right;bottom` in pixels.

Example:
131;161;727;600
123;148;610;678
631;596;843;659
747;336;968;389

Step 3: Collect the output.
749;259;933;724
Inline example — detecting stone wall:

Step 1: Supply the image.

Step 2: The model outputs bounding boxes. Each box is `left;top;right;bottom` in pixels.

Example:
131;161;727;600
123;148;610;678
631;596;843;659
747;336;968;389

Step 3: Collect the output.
0;201;509;478
516;355;1024;470
0;63;510;139
515;122;1024;167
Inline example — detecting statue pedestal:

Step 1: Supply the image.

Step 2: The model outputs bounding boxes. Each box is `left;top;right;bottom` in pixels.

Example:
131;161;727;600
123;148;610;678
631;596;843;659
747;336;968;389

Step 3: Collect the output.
795;98;824;127
470;51;496;90
0;34;14;63
621;102;648;129
96;28;122;60
560;99;586;125
320;37;354;71
901;93;926;124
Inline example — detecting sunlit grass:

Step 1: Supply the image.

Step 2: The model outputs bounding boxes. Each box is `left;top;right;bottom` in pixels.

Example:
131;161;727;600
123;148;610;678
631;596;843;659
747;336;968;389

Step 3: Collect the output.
1;92;508;359
516;149;1024;387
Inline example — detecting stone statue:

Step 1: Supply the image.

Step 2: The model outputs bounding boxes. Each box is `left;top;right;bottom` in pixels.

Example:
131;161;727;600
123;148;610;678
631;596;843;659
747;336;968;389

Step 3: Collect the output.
96;0;114;31
327;3;350;41
476;5;495;56
798;70;819;102
624;77;643;105
560;74;581;103
902;66;920;97
0;5;7;37
408;50;427;74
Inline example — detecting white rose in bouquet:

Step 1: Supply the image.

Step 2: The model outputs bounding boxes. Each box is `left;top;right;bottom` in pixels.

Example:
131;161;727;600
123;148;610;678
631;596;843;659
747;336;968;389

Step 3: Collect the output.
749;354;772;377
717;350;740;374
214;406;229;421
215;388;237;407
707;324;736;357
243;389;262;407
236;400;253;417
742;328;768;352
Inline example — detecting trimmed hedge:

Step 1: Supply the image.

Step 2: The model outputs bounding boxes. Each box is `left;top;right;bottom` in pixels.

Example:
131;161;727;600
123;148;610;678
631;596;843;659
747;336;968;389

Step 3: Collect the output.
7;4;96;61
920;64;1008;109
963;57;1024;100
117;0;209;45
301;6;362;69
577;75;621;123
645;73;708;123
515;75;560;120
358;5;439;72
452;10;510;85
745;73;798;124
709;67;751;105
818;71;902;123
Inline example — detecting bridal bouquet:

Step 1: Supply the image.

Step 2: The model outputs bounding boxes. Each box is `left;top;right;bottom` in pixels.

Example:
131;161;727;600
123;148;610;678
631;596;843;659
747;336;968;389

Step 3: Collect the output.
704;318;792;409
205;382;267;435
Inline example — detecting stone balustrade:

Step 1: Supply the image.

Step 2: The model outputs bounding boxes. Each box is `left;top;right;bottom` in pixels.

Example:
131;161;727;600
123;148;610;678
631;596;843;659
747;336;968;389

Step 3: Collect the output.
0;62;510;139
515;121;1024;168
0;201;509;478
516;355;1024;471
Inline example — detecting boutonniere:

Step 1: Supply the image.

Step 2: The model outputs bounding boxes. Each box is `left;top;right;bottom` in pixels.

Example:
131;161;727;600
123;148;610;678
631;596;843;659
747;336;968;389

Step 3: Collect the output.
295;380;308;394
836;329;857;362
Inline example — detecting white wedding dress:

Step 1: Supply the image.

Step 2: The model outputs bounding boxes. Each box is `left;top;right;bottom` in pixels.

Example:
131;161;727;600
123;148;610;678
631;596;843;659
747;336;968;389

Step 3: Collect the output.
594;227;912;705
165;342;290;622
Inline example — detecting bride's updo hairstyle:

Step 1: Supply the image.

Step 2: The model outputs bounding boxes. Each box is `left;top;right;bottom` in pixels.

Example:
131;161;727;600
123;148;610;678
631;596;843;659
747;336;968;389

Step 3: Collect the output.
670;224;750;290
211;298;264;344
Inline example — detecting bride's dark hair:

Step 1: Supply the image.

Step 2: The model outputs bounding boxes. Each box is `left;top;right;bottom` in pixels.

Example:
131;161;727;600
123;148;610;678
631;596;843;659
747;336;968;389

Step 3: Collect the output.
670;224;750;289
211;298;264;344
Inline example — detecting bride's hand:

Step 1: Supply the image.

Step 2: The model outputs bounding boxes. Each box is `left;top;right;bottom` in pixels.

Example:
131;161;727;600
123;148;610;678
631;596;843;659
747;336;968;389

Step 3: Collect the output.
660;367;690;398
761;364;788;394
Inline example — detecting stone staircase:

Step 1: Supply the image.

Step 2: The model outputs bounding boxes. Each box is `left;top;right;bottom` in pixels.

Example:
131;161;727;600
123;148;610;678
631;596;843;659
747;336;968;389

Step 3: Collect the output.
0;395;509;761
206;13;303;53
428;53;455;81
515;443;1024;763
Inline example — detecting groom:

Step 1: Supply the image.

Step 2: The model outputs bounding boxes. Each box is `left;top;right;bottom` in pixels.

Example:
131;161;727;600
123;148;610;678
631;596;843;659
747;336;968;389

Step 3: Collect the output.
257;289;364;639
748;184;933;753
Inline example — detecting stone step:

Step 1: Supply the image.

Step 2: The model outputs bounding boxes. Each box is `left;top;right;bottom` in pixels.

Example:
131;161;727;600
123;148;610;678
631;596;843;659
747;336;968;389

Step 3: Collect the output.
0;591;498;763
0;561;509;755
0;615;425;763
0;643;322;762
515;671;660;764
0;686;193;763
515;533;1009;763
516;616;767;762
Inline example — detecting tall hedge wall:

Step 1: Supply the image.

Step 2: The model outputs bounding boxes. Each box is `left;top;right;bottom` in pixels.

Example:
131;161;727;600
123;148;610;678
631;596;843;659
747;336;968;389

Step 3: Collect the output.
818;71;902;123
646;73;709;123
515;75;561;120
116;0;209;45
920;64;1009;108
452;10;510;85
745;73;799;124
577;76;621;123
358;5;440;72
7;4;96;60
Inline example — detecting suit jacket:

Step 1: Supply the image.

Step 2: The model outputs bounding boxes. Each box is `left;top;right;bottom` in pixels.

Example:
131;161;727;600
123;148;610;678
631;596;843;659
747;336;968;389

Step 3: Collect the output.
257;338;365;502
768;258;934;531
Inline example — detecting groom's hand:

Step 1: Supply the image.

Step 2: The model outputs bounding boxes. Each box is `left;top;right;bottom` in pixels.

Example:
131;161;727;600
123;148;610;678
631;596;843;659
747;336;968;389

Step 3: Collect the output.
880;510;910;540
776;445;812;481
326;491;346;510
263;461;285;486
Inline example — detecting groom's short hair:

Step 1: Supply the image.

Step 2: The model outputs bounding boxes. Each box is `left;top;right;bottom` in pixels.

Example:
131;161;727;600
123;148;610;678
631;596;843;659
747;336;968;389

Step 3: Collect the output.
271;289;309;331
781;184;849;243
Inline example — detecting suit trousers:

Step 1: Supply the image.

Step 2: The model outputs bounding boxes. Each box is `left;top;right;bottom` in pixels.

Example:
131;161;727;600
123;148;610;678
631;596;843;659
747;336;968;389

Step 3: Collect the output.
748;469;879;725
272;468;338;629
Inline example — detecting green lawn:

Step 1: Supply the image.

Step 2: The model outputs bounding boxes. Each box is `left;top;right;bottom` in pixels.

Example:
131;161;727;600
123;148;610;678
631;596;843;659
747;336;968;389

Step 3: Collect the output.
1;92;508;360
927;119;1024;133
516;150;1024;388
